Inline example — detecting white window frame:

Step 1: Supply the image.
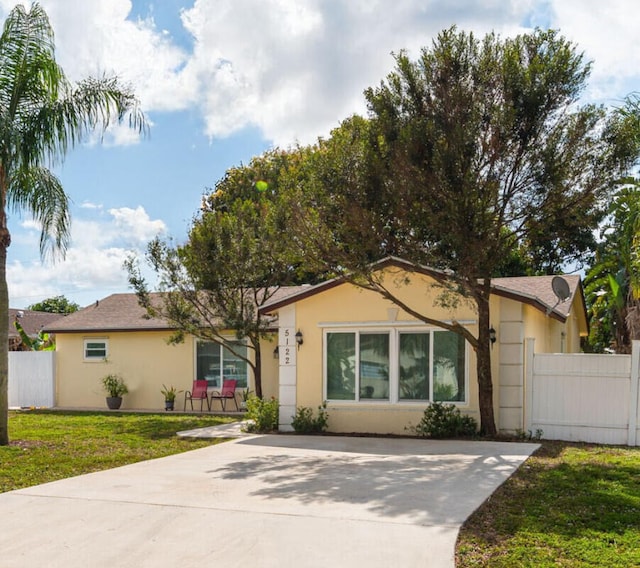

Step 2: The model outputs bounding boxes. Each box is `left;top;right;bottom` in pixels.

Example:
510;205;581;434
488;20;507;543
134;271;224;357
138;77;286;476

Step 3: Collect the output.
84;338;108;361
323;327;469;405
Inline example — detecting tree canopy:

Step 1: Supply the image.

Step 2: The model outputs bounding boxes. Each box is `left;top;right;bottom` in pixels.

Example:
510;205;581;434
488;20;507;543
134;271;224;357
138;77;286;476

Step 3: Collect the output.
287;27;638;435
0;3;146;445
584;181;640;353
28;295;79;314
127;150;309;398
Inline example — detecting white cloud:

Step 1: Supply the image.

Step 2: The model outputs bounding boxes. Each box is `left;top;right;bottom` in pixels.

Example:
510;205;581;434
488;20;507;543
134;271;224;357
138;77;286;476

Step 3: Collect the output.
546;0;640;104
7;206;166;308
39;0;192;110
108;206;167;244
2;1;637;148
79;201;102;210
177;0;536;145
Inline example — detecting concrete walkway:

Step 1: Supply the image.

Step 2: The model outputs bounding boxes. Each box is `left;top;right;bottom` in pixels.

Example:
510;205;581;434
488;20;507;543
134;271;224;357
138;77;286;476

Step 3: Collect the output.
0;433;538;568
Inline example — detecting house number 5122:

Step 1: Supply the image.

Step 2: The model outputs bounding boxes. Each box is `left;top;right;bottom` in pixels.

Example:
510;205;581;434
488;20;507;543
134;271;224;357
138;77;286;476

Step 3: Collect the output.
279;327;296;366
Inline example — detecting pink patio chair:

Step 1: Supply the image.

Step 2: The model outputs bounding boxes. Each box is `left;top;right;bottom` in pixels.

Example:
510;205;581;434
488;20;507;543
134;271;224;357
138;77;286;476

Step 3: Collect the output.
184;380;210;412
210;379;238;411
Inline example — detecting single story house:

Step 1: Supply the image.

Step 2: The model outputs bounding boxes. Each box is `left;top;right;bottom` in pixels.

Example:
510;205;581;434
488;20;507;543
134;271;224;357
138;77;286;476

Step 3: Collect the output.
260;258;587;434
45;292;296;411
47;258;587;434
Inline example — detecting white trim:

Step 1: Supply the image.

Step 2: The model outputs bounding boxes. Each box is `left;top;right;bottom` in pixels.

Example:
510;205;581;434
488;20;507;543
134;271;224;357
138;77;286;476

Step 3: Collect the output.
318;319;476;328
83;338;108;361
278;305;297;431
323;326;469;405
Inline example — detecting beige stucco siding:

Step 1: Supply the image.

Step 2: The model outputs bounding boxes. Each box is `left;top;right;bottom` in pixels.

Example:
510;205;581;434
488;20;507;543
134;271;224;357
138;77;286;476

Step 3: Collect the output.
55;331;278;410
522;292;585;354
276;269;587;435
290;272;487;435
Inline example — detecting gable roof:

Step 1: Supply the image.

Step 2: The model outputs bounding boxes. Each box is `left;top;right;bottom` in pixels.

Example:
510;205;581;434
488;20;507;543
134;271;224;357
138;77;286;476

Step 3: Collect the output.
259;257;585;324
45;287;307;333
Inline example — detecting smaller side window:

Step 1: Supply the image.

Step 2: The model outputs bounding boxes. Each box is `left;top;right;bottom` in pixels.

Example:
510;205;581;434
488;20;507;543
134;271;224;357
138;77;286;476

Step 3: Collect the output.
84;339;107;360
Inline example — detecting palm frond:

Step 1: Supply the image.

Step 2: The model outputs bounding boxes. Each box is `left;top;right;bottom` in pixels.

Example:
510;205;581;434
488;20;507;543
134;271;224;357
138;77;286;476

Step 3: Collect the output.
8;165;70;259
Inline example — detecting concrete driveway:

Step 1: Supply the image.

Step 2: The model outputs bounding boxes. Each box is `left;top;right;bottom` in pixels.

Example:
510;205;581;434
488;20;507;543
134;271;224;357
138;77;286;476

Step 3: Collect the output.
0;435;538;568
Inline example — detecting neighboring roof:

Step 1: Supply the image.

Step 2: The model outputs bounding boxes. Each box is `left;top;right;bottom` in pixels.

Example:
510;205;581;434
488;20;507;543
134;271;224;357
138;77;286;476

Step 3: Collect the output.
259;257;585;324
8;309;65;339
45;287;307;333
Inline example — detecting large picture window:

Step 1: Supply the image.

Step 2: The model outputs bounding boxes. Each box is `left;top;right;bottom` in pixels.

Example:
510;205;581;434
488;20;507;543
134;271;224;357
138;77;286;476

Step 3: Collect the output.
197;341;248;389
325;328;466;403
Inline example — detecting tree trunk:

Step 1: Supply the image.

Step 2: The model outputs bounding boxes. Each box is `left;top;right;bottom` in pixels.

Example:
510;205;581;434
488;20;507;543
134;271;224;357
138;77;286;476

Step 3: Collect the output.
0;237;9;445
254;341;263;399
476;289;497;437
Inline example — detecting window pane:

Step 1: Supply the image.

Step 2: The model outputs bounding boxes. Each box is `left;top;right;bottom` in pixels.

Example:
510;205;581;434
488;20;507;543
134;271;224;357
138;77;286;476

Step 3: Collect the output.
326;333;355;400
197;342;221;388
359;333;389;400
433;331;465;402
197;341;249;389
399;333;430;400
223;342;248;388
85;341;106;359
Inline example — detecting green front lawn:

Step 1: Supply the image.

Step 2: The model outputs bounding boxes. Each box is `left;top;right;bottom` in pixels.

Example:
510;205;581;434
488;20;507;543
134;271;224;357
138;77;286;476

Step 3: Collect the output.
4;411;640;567
456;441;640;567
0;410;235;493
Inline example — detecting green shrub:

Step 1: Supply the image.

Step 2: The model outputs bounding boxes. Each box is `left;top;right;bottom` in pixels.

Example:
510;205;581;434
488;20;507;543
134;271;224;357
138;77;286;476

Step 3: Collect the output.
244;395;279;433
100;373;128;397
291;403;329;434
412;402;477;438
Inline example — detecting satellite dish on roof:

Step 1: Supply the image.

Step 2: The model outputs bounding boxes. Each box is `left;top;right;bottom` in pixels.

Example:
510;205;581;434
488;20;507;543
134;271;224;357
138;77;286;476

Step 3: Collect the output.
546;276;571;315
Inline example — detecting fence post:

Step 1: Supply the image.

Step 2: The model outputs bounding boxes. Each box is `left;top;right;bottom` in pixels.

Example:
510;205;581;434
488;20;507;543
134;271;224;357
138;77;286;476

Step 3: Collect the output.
629;340;640;446
524;338;535;433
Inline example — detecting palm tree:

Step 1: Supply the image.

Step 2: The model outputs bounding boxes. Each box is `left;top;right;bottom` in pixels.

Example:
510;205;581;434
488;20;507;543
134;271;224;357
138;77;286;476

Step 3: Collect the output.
0;4;146;445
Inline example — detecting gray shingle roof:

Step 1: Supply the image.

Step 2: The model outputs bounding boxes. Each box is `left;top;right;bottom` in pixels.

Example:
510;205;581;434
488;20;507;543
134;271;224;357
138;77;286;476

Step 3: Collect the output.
259;258;584;323
492;274;582;319
45;287;307;333
9;309;66;338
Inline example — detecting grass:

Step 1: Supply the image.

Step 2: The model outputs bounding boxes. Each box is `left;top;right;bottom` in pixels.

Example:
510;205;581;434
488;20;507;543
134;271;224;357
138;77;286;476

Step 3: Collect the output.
4;412;640;566
0;409;237;493
456;441;640;567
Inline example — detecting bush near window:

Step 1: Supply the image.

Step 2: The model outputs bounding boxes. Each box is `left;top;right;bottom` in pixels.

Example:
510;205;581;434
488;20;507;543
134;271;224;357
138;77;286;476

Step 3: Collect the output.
291;403;329;434
412;402;477;438
244;395;279;433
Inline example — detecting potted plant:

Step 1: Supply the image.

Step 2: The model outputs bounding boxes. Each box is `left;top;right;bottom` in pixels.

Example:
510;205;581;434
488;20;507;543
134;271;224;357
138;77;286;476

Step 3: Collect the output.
240;389;253;410
101;373;128;410
160;384;182;411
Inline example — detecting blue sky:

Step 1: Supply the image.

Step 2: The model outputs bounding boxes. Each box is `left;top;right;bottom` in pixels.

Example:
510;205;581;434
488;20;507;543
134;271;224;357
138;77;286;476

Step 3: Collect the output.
2;0;639;308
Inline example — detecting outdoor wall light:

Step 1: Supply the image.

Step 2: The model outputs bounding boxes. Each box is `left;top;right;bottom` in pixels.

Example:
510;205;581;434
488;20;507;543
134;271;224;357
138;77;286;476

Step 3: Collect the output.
295;330;304;348
273;345;279;359
489;326;497;345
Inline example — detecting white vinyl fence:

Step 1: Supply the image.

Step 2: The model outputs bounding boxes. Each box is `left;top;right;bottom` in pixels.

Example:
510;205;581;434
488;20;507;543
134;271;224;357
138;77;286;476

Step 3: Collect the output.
8;351;55;408
525;339;640;446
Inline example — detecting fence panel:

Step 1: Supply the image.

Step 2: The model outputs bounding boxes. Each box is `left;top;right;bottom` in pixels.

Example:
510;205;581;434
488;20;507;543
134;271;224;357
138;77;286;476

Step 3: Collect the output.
528;349;638;445
8;351;55;408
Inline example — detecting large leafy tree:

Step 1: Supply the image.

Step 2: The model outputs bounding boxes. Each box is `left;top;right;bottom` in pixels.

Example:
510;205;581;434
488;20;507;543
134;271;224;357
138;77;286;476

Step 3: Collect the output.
0;4;145;445
290;28;636;435
127;150;308;398
28;295;79;314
